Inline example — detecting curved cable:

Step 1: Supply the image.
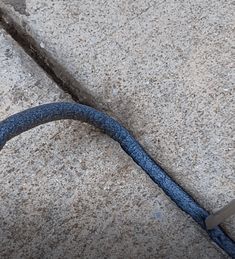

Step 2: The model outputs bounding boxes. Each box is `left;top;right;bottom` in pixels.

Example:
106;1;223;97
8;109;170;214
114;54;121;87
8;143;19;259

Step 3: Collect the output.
0;102;234;257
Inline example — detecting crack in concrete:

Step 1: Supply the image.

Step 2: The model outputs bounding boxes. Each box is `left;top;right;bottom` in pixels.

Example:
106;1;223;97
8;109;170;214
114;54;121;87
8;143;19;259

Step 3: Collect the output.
0;7;105;111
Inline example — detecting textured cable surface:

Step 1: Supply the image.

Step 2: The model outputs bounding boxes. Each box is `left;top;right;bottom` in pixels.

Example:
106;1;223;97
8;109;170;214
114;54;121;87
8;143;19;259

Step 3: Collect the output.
0;102;234;257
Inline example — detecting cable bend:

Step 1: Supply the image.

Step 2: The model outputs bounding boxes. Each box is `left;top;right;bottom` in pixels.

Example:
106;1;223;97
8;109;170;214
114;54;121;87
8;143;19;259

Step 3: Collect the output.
0;102;235;257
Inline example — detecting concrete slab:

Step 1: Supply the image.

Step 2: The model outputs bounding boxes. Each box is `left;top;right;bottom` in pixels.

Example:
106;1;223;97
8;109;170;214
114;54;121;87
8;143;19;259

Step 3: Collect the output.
0;0;234;239
0;28;228;258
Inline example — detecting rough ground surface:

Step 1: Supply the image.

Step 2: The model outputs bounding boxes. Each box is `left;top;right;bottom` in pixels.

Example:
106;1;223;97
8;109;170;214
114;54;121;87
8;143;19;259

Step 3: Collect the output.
0;29;228;258
0;0;234;239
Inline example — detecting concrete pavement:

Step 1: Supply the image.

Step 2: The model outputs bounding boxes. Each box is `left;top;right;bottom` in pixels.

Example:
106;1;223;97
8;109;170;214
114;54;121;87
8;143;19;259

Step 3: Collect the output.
0;0;234;257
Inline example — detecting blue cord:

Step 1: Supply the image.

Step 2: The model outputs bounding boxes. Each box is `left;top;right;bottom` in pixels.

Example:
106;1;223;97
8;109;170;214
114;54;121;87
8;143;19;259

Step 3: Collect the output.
0;102;234;257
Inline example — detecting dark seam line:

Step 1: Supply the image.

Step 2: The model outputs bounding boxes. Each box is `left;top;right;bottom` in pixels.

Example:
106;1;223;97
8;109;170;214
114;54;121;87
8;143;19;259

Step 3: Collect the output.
0;102;234;258
0;8;100;109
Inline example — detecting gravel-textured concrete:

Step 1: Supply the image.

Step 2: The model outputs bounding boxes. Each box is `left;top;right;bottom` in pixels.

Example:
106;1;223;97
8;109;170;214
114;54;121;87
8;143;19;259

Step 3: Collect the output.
0;28;228;258
1;0;234;240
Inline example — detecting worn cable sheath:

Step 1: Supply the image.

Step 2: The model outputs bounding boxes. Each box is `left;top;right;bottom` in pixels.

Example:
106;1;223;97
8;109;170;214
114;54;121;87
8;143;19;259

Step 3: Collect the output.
0;102;234;257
